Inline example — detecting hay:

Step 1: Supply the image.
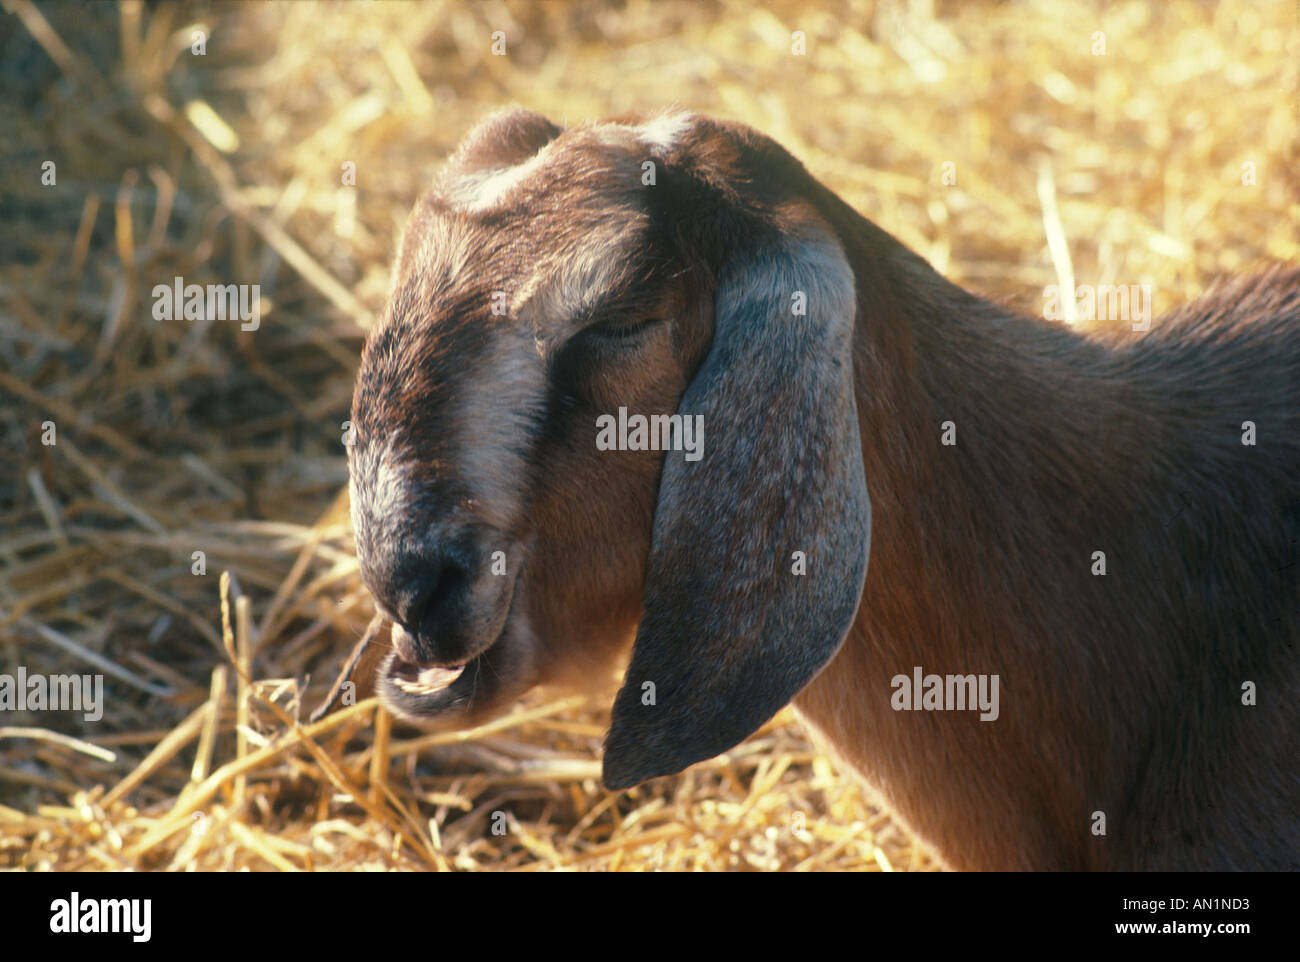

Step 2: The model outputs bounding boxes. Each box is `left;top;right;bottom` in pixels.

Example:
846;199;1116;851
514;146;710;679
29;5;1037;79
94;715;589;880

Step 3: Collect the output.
0;0;1293;871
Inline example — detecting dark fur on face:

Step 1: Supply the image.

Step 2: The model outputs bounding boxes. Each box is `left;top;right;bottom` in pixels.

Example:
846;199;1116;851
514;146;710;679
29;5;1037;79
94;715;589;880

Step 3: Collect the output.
349;107;1300;870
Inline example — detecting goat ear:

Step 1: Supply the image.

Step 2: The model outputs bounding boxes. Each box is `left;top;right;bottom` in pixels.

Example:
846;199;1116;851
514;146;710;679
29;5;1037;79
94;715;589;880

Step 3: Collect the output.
602;222;871;789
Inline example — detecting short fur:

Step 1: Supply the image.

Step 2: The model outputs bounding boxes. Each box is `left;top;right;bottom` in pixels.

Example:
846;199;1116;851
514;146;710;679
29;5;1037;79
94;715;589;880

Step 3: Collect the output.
347;107;1300;870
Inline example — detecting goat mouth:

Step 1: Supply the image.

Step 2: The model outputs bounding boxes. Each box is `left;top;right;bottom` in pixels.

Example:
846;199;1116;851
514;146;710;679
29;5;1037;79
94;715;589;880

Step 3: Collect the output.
378;644;490;719
377;611;516;722
376;570;527;723
389;659;467;696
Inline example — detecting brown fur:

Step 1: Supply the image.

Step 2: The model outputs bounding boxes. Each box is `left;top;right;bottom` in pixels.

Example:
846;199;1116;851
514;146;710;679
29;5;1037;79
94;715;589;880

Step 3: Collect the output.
348;107;1300;870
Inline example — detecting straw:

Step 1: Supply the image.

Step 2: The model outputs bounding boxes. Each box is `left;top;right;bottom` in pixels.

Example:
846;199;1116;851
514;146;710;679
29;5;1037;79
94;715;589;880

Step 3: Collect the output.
2;0;1291;873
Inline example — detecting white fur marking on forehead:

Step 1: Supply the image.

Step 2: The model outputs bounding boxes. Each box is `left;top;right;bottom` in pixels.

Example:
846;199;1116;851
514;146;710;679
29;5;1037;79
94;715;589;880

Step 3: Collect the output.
516;222;641;330
443;146;554;214
632;111;693;153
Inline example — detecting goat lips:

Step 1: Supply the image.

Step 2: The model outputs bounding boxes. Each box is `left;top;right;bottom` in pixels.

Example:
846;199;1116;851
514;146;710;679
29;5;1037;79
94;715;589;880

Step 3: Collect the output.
391;661;466;695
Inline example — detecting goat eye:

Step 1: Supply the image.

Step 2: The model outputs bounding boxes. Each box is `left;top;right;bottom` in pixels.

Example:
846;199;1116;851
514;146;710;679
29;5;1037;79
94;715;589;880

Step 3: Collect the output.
582;316;660;341
552;315;662;393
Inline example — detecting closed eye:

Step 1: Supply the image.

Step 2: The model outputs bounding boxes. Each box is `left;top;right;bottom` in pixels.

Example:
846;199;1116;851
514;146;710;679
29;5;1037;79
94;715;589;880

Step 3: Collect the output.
583;316;661;340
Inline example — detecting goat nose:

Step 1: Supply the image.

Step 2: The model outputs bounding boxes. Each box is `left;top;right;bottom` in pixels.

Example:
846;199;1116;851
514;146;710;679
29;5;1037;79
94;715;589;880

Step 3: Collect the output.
392;551;472;657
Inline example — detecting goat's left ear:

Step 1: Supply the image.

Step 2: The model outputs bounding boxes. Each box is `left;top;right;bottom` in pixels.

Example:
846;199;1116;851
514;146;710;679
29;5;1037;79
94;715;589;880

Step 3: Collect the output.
602;219;871;789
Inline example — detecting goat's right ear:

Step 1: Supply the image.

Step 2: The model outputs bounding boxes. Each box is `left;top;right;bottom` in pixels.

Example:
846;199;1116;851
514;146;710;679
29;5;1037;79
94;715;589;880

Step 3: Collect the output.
602;218;871;790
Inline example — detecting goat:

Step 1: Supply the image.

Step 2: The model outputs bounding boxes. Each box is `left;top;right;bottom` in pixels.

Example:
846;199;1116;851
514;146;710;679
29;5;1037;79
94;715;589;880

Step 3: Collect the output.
344;107;1300;871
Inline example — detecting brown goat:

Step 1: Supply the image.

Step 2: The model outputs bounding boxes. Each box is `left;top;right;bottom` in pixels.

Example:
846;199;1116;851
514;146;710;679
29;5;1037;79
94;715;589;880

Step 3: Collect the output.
344;107;1300;871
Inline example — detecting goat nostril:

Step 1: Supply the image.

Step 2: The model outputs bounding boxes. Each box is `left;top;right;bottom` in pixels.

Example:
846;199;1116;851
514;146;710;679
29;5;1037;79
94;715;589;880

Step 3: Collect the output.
405;562;469;644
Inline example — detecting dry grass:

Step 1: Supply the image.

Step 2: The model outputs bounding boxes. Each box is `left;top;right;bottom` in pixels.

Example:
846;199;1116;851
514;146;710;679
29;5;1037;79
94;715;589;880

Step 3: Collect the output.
0;0;1294;871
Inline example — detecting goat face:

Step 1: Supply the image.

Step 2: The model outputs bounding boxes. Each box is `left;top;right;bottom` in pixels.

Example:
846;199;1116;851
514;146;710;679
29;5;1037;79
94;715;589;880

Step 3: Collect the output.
348;108;871;789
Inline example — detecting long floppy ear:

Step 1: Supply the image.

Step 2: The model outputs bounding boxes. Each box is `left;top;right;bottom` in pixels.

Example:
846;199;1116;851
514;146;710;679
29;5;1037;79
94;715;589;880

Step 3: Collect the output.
602;216;872;789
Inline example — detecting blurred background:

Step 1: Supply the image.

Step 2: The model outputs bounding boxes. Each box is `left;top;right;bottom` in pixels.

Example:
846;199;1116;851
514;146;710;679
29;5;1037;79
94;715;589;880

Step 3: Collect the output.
0;0;1295;870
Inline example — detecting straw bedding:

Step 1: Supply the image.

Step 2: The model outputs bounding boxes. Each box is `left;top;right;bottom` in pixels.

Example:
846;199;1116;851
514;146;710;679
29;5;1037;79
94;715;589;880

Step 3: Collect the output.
0;0;1294;871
